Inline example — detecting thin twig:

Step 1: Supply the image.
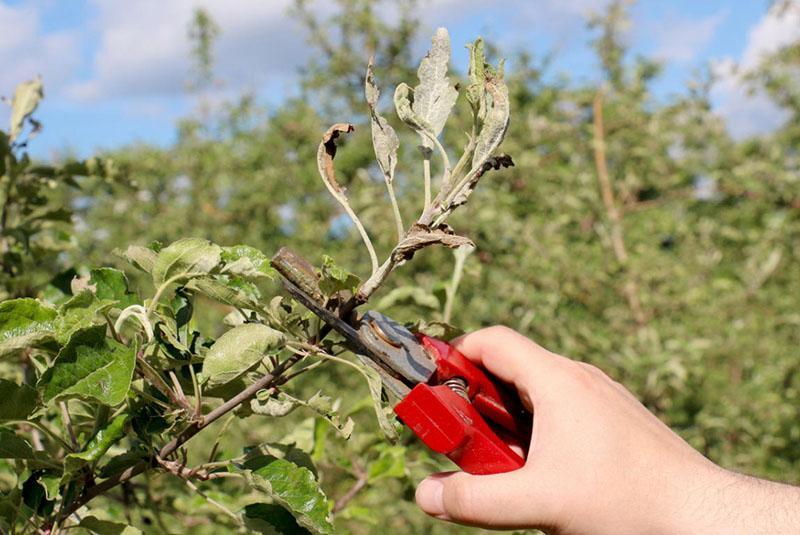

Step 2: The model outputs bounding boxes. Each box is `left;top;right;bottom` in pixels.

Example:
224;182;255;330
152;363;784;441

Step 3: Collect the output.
333;461;368;514
443;246;472;323
592;90;646;326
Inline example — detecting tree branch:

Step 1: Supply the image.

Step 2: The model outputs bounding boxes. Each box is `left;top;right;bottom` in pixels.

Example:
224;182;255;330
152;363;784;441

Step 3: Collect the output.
592;90;646;326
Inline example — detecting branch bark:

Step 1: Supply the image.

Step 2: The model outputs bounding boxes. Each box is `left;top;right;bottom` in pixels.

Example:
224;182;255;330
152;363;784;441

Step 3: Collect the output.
592;90;647;327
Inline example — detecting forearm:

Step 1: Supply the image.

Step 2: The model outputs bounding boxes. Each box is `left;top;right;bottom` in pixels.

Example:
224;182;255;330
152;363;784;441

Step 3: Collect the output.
684;469;800;534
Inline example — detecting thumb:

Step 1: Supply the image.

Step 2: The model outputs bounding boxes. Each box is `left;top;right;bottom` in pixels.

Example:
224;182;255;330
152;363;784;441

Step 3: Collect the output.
415;470;554;529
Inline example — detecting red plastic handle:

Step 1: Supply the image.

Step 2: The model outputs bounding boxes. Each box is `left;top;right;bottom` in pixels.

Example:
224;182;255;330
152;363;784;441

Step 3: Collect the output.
393;335;531;475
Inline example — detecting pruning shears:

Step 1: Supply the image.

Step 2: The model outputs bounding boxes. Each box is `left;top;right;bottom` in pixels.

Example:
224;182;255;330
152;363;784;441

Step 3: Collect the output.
271;248;531;475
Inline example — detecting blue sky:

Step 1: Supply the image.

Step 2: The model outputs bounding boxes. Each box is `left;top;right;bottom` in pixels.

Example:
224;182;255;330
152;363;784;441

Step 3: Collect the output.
0;0;797;160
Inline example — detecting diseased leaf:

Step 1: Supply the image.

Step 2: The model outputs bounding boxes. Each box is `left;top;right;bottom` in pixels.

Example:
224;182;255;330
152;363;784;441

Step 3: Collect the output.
152;238;222;285
9;77;43;143
221;245;277;279
352;359;400;442
317;123;354;196
202;323;285;387
78;515;142;535
114;245;157;274
470;71;510;171
0;379;37;421
253;390;354;439
0;298;57;359
412;27;458;148
411;320;465;341
365;60;400;181
466;38;487;117
393;223;474;262
251;392;297;417
243;457;333;534
243;503;310;535
62;414;128;481
393;83;431;134
38;325;135;405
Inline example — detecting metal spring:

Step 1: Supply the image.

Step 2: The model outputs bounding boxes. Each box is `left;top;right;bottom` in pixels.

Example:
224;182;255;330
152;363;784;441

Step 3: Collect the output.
443;377;468;400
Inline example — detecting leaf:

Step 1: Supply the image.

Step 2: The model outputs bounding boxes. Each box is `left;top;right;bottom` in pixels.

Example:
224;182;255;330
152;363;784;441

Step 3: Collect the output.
185;276;261;310
470;66;510;170
9;77;43;143
243;503;310;535
0;298;57;359
466;38;487;117
318;255;361;296
412;27;458;148
152;238;222;285
393;83;432;135
114;245;157;274
89;268;138;307
221;245;277;279
38;325;136;406
0;430;53;468
0;379;37;421
392;223;474;262
253;390;354;439
317;123;354;196
367;445;406;482
54;291;114;345
78;516;142;535
243;457;333;534
62;414;128;481
412;320;464;341
202;323;285;387
365;60;400;181
375;286;440;310
353;360;400;442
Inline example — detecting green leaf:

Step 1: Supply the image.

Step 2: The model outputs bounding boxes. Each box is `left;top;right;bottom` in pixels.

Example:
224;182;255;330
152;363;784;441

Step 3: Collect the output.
89;268;138;307
0;430;54;468
375;286;440;310
252;391;354;439
0;298;57;359
38;325;135;406
412;27;458;148
0;379;37;421
318;256;360;296
114;245;157;274
367;446;406;482
350;359;400;442
393;83;432;135
63;414;128;481
221;245;277;279
243;457;333;534
152;238;222;285
78;515;142;535
9;77;43;143
185;276;261;310
243;503;310;535
202;323;284;387
54;291;115;344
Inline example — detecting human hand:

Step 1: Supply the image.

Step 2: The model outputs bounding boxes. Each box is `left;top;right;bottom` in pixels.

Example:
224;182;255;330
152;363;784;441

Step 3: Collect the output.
414;326;800;534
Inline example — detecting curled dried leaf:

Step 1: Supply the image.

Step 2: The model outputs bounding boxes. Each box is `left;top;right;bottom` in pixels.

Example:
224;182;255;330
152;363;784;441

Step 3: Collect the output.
317;123;355;195
393;223;474;262
475;153;515;178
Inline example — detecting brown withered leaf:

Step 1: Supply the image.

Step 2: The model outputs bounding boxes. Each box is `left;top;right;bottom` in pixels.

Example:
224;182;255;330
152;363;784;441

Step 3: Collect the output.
392;223;474;262
317;123;355;194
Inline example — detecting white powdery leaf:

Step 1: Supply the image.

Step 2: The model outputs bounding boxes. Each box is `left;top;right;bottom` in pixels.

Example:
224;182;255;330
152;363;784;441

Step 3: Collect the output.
365;61;400;181
412;27;458;148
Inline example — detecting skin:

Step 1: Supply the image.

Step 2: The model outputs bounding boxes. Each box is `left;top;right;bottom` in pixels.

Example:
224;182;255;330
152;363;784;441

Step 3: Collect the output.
414;326;800;534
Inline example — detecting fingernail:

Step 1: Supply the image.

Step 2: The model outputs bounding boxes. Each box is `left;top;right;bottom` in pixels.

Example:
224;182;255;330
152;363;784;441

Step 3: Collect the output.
415;478;444;515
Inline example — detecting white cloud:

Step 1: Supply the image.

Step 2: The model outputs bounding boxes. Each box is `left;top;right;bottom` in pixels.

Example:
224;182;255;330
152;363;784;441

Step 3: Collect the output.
0;2;81;98
68;0;312;103
711;4;800;139
652;10;727;63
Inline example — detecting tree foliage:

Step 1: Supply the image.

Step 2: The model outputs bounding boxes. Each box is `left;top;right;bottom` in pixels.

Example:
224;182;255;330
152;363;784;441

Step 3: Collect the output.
1;1;799;533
